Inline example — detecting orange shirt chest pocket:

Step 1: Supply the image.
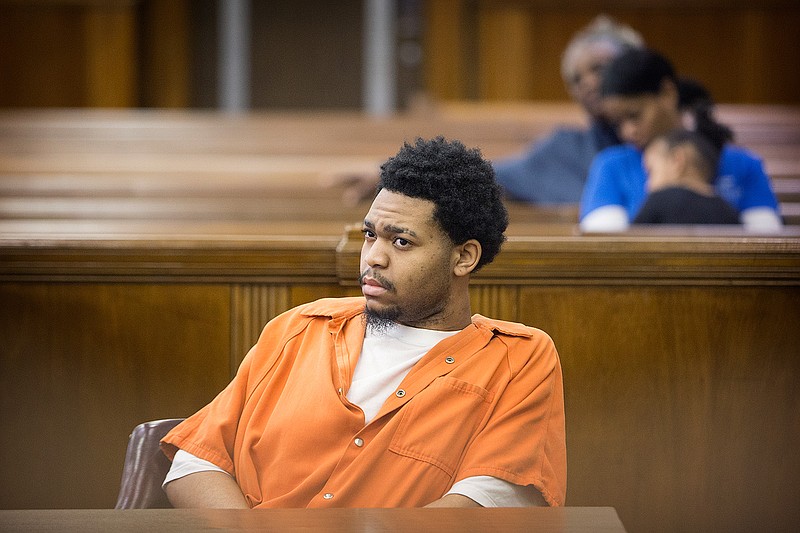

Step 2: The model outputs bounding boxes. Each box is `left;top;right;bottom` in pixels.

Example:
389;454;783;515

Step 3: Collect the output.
388;376;494;478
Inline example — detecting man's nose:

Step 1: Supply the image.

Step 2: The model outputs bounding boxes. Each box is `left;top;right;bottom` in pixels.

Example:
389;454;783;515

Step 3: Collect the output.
363;240;389;268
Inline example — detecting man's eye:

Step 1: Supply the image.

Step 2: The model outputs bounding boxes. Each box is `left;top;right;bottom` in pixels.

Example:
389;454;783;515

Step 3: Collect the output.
394;238;411;248
362;229;375;240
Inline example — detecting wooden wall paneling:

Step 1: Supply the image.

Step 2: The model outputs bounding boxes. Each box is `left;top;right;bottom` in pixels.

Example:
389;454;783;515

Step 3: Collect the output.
0;0;185;108
140;0;190;107
423;0;473;100
423;1;800;104
82;2;138;107
476;1;534;100
468;284;520;323
738;6;800;104
3;0;799;108
629;9;745;105
520;284;800;533
0;282;232;509
523;10;580;102
0;4;86;107
736;8;769;103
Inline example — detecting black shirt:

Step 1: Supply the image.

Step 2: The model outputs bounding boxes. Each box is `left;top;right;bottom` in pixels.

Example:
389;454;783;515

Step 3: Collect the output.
633;186;741;225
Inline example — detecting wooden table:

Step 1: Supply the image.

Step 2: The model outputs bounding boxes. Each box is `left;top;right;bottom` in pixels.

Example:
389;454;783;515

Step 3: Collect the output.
0;507;626;532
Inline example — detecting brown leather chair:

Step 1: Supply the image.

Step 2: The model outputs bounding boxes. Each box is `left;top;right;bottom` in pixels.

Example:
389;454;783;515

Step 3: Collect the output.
115;418;185;509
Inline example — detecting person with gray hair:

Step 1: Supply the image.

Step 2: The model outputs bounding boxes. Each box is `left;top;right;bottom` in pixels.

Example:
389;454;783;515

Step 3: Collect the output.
493;15;643;204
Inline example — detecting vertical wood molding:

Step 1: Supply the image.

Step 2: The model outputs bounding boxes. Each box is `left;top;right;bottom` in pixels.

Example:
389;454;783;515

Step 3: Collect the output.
82;3;137;106
229;284;291;376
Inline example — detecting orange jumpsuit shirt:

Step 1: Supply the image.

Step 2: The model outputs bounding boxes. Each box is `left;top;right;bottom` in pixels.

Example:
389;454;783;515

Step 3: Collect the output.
161;297;566;507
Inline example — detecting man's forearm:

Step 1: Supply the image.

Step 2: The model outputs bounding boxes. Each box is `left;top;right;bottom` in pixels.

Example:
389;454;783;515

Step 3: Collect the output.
164;471;250;509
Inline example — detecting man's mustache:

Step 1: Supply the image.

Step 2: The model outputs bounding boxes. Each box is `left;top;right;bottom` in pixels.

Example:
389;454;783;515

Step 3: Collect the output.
358;270;396;292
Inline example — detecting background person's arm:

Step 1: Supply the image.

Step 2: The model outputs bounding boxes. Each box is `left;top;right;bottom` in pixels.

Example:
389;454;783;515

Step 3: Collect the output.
164;471;249;508
716;148;782;233
740;206;783;233
579;204;629;232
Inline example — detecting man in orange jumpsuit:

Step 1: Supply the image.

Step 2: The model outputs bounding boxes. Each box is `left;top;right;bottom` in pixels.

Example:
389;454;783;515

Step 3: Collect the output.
161;137;567;508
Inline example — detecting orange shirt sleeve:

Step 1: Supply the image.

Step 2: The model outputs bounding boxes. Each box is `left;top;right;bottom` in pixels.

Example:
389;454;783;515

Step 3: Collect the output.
160;306;311;475
453;330;567;506
160;346;256;474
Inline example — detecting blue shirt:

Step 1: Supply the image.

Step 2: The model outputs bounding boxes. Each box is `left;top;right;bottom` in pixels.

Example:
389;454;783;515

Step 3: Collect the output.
493;120;619;204
579;144;780;220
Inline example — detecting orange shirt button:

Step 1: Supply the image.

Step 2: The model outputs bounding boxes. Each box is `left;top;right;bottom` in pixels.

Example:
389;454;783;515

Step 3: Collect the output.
445;356;455;364
354;437;364;447
395;389;406;398
323;493;334;500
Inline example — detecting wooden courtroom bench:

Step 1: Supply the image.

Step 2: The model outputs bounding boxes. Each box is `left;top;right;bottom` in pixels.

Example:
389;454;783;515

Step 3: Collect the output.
0;106;583;227
1;105;798;226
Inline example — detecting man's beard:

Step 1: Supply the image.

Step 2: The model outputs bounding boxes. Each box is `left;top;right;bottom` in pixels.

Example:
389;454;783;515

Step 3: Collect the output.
360;268;400;333
364;304;400;334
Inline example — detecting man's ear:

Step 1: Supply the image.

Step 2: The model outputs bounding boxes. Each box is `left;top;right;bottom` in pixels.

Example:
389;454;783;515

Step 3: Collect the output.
453;239;482;277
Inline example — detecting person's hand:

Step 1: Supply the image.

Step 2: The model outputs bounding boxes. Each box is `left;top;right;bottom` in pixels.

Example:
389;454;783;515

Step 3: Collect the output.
319;168;380;207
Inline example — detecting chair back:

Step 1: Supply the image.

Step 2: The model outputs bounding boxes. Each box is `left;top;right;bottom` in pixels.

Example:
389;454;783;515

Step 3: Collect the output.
115;418;185;509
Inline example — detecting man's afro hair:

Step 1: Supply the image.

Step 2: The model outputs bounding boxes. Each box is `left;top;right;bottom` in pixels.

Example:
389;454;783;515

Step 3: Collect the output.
378;136;508;271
